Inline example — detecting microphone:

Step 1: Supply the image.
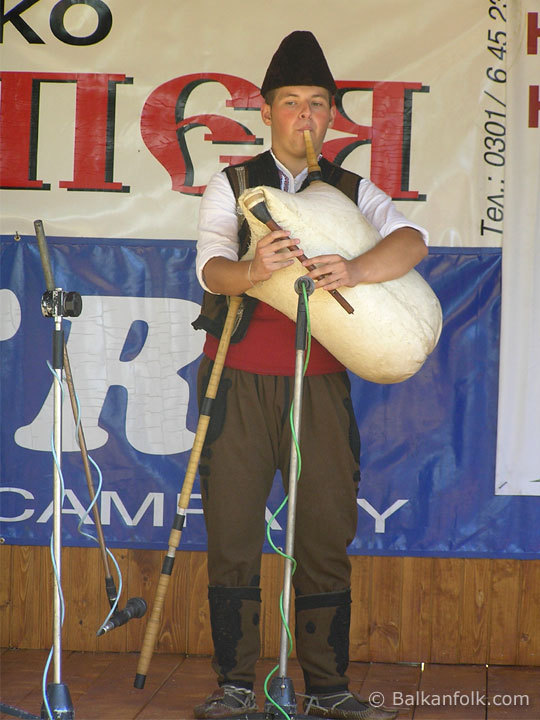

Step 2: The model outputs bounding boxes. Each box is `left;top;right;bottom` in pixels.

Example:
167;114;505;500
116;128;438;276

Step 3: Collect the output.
97;597;147;636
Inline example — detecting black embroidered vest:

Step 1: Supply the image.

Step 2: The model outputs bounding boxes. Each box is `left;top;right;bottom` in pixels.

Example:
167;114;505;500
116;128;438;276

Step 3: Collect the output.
191;151;362;343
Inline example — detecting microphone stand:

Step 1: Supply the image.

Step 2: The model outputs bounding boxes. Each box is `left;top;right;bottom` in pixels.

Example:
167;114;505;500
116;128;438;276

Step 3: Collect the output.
34;221;147;641
0;224;79;720
222;276;315;720
39;282;81;720
31;221;147;717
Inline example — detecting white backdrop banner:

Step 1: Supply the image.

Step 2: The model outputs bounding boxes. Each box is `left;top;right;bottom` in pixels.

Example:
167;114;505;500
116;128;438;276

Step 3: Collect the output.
2;0;502;247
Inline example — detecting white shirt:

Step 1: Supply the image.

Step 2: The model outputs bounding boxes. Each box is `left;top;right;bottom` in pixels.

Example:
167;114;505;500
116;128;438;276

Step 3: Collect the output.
196;152;428;292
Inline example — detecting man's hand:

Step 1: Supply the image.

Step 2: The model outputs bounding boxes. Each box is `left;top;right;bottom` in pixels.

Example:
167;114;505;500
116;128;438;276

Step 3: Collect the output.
248;230;302;285
302;227;427;288
202;230;302;296
300;253;359;291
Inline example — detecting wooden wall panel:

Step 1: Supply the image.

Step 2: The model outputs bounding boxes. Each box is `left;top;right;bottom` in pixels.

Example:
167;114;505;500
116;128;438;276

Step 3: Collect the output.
368;556;402;662
1;546;538;667
489;558;521;664
0;544;12;644
517;561;540;665
399;556;433;662
9;545;52;649
460;559;491;664
349;555;371;662
429;558;464;663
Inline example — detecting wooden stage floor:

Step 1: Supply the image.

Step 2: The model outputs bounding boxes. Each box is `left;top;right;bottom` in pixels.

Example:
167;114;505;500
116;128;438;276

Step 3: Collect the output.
1;649;539;720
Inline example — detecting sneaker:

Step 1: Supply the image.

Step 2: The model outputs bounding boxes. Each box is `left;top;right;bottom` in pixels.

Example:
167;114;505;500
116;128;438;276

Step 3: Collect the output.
193;684;258;718
303;690;398;720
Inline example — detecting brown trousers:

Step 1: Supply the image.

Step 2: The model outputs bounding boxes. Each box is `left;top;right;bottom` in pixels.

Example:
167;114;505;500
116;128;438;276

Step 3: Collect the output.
197;357;360;691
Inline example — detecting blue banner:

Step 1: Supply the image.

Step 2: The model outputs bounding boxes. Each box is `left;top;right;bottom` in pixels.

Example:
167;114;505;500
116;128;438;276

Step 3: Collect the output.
1;236;537;557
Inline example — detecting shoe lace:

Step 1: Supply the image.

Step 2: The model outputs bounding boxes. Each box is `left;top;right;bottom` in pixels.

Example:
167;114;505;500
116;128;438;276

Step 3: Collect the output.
301;690;357;712
220;684;256;708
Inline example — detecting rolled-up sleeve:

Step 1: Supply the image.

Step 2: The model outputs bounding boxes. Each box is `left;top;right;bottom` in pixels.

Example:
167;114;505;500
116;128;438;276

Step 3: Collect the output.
196;172;240;292
196;171;428;294
357;178;429;246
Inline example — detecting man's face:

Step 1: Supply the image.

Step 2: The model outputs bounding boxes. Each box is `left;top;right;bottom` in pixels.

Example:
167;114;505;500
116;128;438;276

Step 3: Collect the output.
261;85;335;172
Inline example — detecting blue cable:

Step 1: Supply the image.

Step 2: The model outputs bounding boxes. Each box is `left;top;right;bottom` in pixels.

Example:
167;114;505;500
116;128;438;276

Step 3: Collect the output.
42;364;67;720
41;362;123;717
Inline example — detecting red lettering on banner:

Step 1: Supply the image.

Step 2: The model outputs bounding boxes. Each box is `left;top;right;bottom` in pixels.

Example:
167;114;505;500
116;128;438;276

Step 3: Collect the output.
0;71;131;191
530;85;540;128
1;71;426;197
329;81;427;199
140;73;264;196
0;72;48;188
59;73;131;191
141;74;427;200
528;12;539;54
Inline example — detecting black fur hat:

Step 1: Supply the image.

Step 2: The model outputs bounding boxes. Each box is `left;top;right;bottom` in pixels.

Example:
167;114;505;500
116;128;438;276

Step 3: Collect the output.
260;31;337;98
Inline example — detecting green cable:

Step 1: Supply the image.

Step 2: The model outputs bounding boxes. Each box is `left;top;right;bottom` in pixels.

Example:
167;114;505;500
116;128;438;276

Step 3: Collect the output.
263;283;312;720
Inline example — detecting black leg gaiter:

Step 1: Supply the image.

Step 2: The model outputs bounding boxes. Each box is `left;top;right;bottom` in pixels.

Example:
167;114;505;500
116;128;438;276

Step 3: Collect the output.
208;585;261;690
295;588;352;694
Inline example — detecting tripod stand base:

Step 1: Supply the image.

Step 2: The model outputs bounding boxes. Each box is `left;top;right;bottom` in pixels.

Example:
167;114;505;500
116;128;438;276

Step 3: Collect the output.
263;676;299;717
40;683;74;719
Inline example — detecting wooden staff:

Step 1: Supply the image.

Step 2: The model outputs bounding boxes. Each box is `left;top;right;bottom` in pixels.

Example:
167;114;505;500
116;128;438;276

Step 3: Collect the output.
134;295;242;689
242;132;354;315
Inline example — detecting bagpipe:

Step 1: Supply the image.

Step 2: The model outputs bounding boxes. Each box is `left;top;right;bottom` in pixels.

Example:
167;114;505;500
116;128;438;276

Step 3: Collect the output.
239;130;442;384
